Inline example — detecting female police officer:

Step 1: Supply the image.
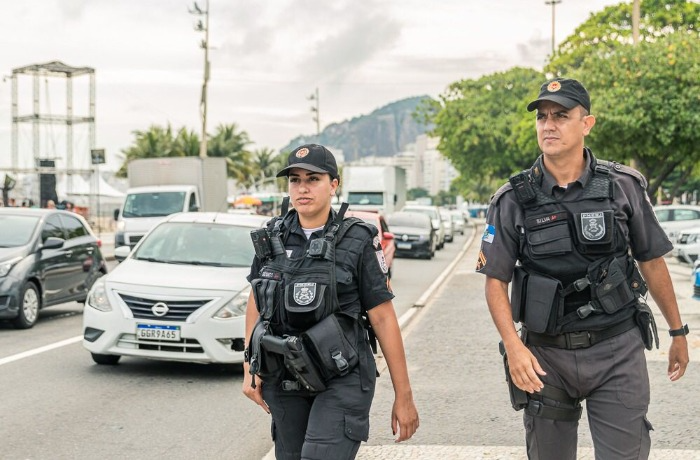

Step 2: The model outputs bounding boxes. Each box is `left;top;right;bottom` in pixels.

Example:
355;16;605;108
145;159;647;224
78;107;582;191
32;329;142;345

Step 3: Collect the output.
242;144;419;460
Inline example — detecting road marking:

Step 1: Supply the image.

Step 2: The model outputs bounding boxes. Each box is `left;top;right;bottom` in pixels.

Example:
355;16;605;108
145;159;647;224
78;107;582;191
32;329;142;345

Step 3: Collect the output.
0;335;82;366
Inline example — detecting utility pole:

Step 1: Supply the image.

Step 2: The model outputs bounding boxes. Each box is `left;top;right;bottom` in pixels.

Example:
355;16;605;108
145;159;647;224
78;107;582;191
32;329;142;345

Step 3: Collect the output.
632;0;640;45
545;0;562;56
308;87;320;136
190;0;210;158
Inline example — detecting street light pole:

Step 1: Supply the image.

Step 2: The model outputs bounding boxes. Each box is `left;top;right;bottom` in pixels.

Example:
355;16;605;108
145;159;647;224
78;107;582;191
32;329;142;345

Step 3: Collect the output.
545;0;562;57
190;1;210;158
632;0;640;45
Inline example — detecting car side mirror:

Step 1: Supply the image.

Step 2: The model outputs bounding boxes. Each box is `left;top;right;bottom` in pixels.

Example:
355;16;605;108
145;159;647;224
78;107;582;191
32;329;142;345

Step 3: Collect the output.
41;237;65;250
114;246;132;263
113;208;120;221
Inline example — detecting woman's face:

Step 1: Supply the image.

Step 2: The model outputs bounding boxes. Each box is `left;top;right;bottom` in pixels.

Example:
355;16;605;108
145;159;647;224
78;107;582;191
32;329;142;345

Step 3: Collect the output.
287;168;338;224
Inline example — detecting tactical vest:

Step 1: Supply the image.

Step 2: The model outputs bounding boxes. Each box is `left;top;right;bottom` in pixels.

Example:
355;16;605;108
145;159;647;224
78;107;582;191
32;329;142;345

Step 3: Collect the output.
249;203;375;390
507;150;646;334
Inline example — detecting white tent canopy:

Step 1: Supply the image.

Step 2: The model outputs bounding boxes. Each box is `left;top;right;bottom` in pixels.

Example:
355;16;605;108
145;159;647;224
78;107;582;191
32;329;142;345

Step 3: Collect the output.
56;174;125;198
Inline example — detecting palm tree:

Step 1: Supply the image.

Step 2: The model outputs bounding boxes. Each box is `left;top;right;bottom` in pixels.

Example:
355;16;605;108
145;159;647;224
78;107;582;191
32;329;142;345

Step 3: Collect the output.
208;123;253;183
250;147;285;191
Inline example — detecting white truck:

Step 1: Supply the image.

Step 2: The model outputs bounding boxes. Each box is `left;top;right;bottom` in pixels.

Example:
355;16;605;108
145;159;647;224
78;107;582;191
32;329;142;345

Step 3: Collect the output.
114;157;228;249
341;165;407;215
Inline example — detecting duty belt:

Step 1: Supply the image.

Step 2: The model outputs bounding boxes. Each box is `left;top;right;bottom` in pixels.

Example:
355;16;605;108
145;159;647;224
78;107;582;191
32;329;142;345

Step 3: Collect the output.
523;317;637;350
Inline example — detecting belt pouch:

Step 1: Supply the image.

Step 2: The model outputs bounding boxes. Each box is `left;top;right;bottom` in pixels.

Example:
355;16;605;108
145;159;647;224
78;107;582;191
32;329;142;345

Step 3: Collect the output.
593;257;635;314
523;273;561;333
302;314;359;380
511;266;528;323
634;297;659;350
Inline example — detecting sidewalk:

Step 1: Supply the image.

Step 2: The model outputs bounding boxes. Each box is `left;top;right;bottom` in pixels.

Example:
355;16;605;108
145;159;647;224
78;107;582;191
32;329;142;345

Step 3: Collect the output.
353;224;700;460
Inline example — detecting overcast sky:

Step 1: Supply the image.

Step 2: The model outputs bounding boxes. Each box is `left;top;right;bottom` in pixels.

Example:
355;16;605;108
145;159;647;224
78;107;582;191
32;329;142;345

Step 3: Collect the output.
0;0;622;171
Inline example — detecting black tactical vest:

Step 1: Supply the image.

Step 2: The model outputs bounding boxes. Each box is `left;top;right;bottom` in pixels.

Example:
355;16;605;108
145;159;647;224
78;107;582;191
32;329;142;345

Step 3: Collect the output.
508;150;643;333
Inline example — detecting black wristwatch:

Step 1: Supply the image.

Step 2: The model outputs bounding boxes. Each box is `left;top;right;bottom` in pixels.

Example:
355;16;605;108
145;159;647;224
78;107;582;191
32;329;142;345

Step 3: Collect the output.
669;324;689;337
243;347;250;363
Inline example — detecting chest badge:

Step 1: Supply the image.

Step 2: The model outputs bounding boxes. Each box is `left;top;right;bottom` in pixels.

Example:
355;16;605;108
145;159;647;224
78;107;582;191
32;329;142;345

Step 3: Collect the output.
293;283;317;305
581;212;606;241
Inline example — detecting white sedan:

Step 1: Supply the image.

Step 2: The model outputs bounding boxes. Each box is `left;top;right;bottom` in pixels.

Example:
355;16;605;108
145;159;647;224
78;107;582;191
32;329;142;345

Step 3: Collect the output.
82;212;269;365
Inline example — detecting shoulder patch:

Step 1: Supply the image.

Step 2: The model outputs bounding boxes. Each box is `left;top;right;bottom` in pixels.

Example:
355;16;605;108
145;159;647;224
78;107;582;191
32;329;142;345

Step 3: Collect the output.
609;161;648;189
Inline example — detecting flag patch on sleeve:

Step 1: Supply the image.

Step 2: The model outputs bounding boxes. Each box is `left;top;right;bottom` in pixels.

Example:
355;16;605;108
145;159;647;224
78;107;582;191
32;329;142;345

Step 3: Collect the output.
482;225;495;244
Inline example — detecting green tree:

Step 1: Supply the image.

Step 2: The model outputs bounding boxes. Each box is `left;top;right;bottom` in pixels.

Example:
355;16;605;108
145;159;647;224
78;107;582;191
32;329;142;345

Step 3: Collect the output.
549;0;700;74
571;32;700;200
426;67;543;199
207;123;253;184
117;124;179;176
249;147;285;191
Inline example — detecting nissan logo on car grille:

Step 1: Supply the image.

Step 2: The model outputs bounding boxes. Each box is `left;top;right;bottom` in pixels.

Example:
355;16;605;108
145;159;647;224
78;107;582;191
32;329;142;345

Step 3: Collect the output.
151;302;169;317
402;234;409;241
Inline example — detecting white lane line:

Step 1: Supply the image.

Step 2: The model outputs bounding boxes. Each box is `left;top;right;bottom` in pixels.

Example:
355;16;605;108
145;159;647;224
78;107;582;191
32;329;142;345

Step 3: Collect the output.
0;335;82;366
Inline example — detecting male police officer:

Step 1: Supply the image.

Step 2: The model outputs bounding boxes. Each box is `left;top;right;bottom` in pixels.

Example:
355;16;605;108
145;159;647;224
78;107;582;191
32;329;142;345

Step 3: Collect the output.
477;78;689;459
242;144;418;460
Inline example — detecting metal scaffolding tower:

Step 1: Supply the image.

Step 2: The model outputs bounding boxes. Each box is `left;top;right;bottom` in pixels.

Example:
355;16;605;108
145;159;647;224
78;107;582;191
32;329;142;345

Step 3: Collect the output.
9;60;95;175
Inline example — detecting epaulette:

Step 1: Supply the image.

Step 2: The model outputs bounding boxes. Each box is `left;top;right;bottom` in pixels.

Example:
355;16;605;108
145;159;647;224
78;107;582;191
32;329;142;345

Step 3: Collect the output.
603;160;648;189
337;216;372;241
490;181;514;205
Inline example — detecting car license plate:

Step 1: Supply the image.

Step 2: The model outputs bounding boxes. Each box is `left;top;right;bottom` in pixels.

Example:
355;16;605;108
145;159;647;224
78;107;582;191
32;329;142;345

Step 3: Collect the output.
397;242;412;250
137;324;180;341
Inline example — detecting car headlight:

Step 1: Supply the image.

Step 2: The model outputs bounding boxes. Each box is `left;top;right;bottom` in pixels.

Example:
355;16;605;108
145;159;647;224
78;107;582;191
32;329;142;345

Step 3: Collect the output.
213;287;250;319
87;279;112;312
418;234;428;241
688;234;700;244
0;257;22;278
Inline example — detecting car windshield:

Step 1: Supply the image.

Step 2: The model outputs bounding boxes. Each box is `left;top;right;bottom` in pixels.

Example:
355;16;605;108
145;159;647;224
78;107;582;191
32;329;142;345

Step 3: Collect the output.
388;213;429;229
122;192;186;218
404;207;438;220
347;192;384;206
0;215;39;247
132;222;256;267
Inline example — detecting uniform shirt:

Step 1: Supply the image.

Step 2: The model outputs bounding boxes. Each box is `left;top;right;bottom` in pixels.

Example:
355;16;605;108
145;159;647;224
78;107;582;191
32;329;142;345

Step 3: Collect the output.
476;150;672;283
247;210;394;316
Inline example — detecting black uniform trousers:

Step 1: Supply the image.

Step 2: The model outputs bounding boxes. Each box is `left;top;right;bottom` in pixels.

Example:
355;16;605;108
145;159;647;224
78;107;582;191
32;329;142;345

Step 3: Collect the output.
525;327;652;460
262;349;377;460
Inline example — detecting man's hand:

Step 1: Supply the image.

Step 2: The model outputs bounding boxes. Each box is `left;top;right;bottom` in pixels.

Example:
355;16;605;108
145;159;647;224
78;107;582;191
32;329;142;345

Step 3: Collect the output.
668;336;689;381
506;341;547;393
242;368;269;414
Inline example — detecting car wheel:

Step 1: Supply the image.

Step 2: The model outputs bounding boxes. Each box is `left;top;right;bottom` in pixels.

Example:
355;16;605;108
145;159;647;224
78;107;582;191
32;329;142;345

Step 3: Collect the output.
13;282;40;329
91;353;121;365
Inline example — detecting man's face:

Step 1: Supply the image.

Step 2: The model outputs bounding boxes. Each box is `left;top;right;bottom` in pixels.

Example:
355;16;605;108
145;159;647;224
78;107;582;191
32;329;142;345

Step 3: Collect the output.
535;100;595;158
288;168;338;218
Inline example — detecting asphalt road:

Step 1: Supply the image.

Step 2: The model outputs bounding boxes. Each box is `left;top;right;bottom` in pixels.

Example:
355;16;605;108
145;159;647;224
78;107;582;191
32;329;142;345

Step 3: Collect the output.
0;228;474;460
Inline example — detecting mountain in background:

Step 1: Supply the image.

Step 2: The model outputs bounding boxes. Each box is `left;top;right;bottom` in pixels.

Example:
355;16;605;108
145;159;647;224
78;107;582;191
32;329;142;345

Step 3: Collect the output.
282;95;434;162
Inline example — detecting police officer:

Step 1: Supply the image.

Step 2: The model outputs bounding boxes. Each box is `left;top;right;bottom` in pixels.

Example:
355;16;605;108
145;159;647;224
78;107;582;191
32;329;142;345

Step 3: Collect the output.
242;144;419;460
477;78;689;459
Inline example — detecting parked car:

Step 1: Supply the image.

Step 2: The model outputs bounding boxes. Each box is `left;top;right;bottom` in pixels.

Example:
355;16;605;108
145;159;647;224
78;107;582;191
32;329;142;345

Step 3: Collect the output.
345;210;396;278
449;209;466;235
82;212;269;365
671;226;700;264
0;208;107;329
439;208;455;243
387;211;437;260
653;205;700;242
401;204;446;249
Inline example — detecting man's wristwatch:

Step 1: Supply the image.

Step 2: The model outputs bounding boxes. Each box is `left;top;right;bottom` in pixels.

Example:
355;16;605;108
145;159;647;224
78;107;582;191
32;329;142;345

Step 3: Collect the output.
669;324;690;337
243;347;250;363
